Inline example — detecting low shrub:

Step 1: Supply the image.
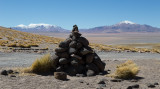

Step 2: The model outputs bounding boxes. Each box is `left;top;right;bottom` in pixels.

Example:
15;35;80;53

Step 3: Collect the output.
24;53;55;73
107;60;139;79
115;60;139;79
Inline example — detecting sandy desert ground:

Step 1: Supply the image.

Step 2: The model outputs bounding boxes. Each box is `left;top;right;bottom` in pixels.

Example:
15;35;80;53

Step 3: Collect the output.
0;51;160;89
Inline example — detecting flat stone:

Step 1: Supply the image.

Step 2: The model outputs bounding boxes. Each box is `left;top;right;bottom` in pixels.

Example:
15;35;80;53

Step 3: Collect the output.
154;82;159;85
147;83;155;88
97;80;105;84
54;72;67;80
10;75;16;77
110;79;122;82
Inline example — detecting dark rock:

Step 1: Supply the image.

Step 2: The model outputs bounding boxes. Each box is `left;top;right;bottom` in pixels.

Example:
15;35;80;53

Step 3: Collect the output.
10;75;16;77
78;37;89;47
64;38;72;44
131;84;139;88
63;64;69;69
76;74;85;77
80;48;93;55
127;84;139;89
72;32;81;38
86;83;89;85
71;54;82;60
7;70;14;74
126;86;132;89
14;72;19;74
55;52;69;58
69;48;77;54
55;47;67;53
56;66;64;72
86;63;99;73
86;53;94;63
154;82;159;85
110;79;122;82
97;80;105;84
66;66;78;76
96;87;103;89
59;58;69;64
71;59;79;66
69;34;73;38
86;70;95;76
59;41;68;48
76;43;82;49
54;72;67;80
50;54;59;67
1;70;8;75
76;65;86;74
71;54;84;64
93;58;105;72
69;41;77;48
79;80;84;83
72;36;77;41
147;83;156;88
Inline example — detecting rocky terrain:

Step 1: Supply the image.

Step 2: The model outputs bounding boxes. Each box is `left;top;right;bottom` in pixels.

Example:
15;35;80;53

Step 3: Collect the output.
0;52;160;89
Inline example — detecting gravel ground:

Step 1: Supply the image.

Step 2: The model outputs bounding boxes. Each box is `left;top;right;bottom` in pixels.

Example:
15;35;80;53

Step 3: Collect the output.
0;52;160;89
0;51;160;67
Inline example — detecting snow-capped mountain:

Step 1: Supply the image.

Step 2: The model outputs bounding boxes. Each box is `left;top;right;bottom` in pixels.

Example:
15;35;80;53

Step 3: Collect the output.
81;20;160;33
118;20;136;25
12;23;69;32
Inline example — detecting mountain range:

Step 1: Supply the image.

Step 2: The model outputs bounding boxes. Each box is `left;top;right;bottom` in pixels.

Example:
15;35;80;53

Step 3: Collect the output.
11;21;160;33
11;23;68;33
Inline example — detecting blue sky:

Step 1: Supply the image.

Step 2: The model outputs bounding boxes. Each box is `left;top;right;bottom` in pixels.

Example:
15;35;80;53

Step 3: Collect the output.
0;0;160;29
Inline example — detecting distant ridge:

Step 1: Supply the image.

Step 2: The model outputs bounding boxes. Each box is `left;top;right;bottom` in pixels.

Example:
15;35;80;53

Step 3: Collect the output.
11;21;160;33
11;23;69;33
80;20;160;33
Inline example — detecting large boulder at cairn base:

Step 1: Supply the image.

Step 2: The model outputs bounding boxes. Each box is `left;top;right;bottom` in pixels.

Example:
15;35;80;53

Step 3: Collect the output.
93;58;105;72
52;25;106;77
86;53;94;63
86;63;100;73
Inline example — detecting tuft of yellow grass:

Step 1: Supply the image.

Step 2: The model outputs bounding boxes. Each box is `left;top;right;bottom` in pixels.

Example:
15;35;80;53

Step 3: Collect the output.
24;53;56;73
107;60;139;79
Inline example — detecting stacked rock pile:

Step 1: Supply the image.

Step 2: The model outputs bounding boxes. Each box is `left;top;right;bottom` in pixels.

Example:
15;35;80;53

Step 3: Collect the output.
51;25;106;76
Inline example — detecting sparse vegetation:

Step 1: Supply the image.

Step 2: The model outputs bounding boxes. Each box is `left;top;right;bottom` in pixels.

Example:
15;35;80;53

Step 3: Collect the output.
107;60;139;79
23;53;55;73
90;43;160;53
0;27;63;49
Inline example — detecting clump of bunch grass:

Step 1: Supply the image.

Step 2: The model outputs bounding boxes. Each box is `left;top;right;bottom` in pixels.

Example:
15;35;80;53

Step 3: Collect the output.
107;60;139;79
24;53;56;74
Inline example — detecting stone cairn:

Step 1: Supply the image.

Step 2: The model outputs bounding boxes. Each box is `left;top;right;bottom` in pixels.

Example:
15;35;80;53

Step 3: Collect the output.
52;25;106;77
